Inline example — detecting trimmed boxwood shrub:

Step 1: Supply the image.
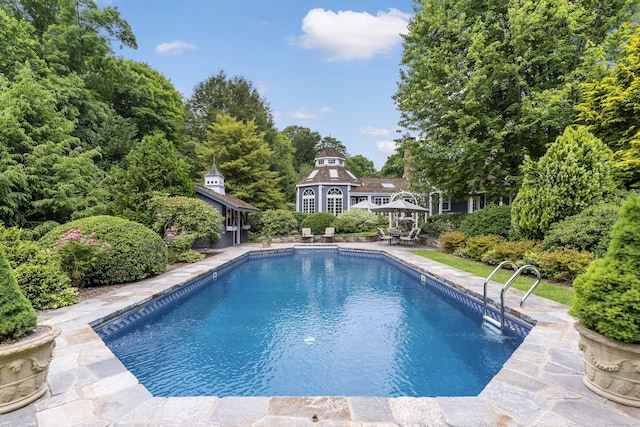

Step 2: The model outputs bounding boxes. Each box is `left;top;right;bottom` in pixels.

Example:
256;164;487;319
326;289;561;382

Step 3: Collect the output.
543;201;619;258
439;231;465;254
480;240;542;265
536;248;595;283
40;216;168;286
335;209;379;233
570;193;640;343
457;234;505;260
458;205;511;238
301;212;335;235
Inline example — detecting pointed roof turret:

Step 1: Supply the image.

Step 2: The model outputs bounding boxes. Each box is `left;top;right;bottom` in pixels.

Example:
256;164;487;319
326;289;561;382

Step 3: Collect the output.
204;162;225;195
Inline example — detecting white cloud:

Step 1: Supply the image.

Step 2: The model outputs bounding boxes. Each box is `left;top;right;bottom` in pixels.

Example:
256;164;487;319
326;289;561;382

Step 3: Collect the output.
320;106;334;113
155;40;197;55
360;126;392;137
292;8;410;61
290;109;321;120
256;80;271;96
377;140;397;154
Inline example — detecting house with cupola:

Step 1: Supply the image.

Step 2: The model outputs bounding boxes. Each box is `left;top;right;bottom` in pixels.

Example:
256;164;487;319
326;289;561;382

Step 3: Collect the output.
195;163;260;248
295;147;509;217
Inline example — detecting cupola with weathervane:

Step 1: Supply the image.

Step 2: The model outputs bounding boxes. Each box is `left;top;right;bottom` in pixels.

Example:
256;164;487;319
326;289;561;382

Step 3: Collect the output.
204;162;225;195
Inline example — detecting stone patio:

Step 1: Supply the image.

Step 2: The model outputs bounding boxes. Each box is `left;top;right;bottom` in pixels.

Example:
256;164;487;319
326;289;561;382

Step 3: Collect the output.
3;242;640;426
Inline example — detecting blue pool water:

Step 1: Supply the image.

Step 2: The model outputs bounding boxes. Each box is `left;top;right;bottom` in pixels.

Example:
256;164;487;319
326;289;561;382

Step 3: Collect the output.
101;250;529;397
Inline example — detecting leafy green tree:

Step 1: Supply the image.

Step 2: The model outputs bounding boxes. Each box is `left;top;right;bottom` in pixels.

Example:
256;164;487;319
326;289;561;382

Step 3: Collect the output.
196;114;284;210
281;125;321;172
186;70;275;142
0;63;103;224
0;143;28;226
345;154;377;178
100;59;185;144
576;26;640;188
108;133;194;224
316;136;348;157
24;141;104;223
0;7;41;80
85;109;138;170
186;70;293;199
511;126;618;240
395;0;639;199
2;0;136;70
269;133;298;202
380;150;405;178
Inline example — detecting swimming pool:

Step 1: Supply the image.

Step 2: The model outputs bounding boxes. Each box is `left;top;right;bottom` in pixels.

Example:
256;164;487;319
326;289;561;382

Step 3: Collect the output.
96;248;531;397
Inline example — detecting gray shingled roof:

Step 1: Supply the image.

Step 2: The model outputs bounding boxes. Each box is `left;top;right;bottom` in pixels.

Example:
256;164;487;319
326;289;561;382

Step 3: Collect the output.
315;147;346;159
350;178;409;193
195;186;261;212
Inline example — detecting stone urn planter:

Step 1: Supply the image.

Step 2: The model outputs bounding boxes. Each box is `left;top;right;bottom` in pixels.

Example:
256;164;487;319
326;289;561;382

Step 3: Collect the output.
0;324;61;414
575;321;640;407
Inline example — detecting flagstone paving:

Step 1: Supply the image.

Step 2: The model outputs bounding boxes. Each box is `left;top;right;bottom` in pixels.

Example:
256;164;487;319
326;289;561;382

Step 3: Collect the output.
3;242;640;426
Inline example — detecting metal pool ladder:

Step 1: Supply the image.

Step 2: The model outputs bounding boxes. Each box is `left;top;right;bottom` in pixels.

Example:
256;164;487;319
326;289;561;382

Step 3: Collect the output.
482;260;541;332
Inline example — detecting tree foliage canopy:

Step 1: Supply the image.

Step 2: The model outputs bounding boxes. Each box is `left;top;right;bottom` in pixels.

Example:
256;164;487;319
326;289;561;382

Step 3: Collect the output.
197;114;284;210
576;24;640;188
395;0;639;199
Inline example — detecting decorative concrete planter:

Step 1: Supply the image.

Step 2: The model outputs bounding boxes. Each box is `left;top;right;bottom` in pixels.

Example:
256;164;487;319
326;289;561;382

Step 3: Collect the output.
0;325;60;414
575;321;640;407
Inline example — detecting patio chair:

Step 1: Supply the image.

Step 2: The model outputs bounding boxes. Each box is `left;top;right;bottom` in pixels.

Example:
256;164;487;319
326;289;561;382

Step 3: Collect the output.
400;228;420;246
322;227;335;242
377;228;394;245
301;228;314;243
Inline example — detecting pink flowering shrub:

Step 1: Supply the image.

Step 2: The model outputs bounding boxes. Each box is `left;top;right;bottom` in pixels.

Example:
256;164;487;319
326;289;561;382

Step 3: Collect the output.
163;226;203;263
52;228;110;287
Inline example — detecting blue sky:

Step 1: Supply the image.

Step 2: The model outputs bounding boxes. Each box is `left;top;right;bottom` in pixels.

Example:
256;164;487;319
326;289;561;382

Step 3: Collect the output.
102;1;415;169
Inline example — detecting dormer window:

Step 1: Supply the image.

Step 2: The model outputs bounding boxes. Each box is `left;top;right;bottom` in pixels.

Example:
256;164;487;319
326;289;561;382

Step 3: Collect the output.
317;160;324;165
328;159;336;165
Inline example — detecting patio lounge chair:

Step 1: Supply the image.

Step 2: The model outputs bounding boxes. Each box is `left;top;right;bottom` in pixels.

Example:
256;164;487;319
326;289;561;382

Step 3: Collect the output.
301;228;314;243
377;228;394;245
322;227;335;242
400;228;420;246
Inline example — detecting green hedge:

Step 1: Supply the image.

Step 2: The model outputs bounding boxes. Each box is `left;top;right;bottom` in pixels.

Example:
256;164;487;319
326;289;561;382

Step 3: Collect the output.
40;216;168;286
301;212;336;235
335;209;379;233
458;205;511;238
544;201;619;258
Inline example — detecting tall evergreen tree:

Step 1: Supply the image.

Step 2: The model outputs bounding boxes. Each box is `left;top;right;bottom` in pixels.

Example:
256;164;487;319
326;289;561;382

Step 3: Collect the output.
196;114;284;210
108;133;193;224
511;126;618;240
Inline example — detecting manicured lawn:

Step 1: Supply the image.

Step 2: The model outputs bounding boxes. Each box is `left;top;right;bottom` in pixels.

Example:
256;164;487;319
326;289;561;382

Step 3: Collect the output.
410;249;574;307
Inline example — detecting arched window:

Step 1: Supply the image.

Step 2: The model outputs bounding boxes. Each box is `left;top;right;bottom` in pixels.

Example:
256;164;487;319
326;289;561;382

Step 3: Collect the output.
302;188;315;213
326;188;343;215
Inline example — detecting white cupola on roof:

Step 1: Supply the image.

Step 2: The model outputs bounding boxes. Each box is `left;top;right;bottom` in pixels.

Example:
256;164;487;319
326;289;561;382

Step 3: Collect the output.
204;162;225;195
315;147;346;167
